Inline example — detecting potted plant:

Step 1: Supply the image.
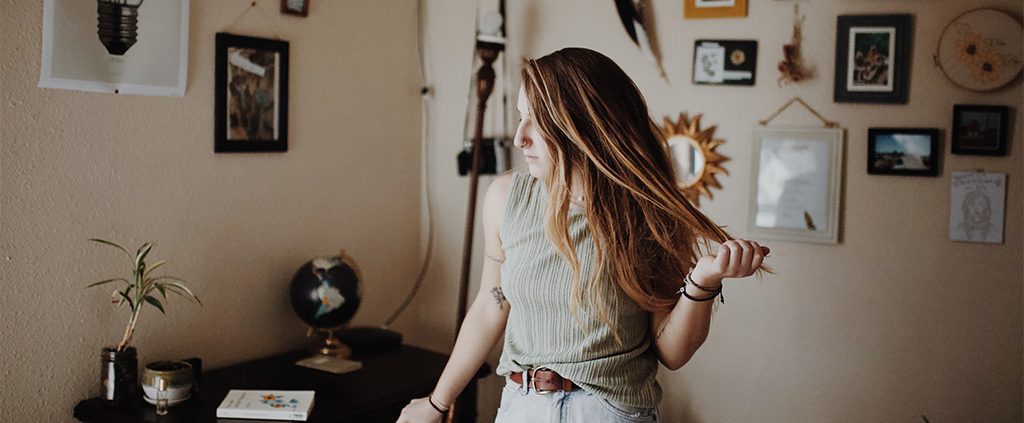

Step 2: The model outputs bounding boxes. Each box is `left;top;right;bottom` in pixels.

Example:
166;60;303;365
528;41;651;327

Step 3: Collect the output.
86;239;200;405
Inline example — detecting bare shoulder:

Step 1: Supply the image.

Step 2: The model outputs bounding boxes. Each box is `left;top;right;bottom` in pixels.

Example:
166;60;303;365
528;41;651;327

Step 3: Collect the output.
484;172;514;209
483;172;515;228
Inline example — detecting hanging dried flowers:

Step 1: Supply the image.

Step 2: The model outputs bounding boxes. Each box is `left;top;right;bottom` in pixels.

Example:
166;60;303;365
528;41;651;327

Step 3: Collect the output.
777;3;813;86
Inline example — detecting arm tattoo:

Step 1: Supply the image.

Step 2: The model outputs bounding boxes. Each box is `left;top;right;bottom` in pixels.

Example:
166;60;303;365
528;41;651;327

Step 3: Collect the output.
655;316;670;340
490;287;507;307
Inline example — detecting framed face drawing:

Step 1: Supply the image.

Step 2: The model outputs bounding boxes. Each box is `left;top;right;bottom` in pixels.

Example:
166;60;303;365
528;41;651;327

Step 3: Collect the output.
949;172;1005;244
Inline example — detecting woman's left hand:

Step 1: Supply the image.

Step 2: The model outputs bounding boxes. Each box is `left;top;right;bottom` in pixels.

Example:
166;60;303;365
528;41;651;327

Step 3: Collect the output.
691;239;769;288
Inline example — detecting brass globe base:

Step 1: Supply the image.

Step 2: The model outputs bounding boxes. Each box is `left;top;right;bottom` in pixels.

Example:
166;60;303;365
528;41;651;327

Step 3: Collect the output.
307;327;352;359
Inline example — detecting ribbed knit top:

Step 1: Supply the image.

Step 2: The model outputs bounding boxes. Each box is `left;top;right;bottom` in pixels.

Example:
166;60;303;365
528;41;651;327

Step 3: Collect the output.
495;172;661;408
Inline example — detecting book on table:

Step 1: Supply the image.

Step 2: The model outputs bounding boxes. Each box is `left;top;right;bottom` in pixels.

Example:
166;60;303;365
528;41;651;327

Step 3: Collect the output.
216;390;315;421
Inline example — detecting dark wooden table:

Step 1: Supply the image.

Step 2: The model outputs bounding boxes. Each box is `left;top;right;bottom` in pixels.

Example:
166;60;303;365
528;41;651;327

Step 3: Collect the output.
74;345;468;423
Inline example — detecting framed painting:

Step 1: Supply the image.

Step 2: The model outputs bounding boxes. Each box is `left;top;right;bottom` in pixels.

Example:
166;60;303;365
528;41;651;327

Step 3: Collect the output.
684;0;747;19
215;33;289;153
951;105;1010;156
748;126;845;244
281;0;309;17
834;14;912;103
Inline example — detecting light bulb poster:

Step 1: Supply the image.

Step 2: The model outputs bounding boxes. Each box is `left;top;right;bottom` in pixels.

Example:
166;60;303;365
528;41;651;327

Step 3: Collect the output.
39;0;189;96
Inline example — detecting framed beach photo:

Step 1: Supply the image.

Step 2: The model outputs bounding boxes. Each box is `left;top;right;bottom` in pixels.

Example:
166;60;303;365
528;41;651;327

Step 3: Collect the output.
867;128;939;176
215;33;289;153
834;14;912;103
951;105;1010;156
748;126;845;244
280;0;309;17
684;0;747;19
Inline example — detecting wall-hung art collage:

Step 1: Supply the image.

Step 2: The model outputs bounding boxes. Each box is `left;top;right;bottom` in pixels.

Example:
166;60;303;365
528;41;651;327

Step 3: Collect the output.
36;1;1020;244
658;3;1020;246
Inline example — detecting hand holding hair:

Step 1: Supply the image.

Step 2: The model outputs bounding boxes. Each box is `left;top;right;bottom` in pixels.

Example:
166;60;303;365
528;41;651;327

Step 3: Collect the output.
690;239;769;288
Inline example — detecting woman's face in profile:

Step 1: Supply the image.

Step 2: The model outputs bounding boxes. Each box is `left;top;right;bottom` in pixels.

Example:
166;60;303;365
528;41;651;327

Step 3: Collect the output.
513;86;553;179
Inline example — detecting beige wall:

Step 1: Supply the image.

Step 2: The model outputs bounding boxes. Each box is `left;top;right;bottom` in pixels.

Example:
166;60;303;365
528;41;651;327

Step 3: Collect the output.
2;0;1022;422
410;0;1023;421
1;1;422;421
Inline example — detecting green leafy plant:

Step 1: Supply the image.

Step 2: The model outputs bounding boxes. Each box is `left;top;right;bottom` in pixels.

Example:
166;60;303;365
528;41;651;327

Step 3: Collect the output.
86;239;201;352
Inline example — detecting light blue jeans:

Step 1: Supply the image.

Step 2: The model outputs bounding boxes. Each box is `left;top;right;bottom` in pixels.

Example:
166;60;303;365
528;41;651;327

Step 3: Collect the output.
494;377;660;422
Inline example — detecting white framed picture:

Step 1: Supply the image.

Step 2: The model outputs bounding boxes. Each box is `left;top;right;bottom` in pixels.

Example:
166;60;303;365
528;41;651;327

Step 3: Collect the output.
39;0;189;96
748;126;845;244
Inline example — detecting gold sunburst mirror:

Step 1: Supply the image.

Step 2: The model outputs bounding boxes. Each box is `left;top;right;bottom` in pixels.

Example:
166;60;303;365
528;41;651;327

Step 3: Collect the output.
660;113;729;206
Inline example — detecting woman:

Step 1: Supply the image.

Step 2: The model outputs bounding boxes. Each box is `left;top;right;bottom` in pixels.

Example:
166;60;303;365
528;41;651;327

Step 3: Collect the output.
398;48;768;422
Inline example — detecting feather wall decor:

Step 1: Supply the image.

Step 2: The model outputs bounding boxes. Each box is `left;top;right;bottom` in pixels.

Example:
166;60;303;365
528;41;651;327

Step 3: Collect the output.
615;0;669;83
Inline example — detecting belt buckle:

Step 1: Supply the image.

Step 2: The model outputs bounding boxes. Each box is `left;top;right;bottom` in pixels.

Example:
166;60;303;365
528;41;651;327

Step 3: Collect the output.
531;367;553;395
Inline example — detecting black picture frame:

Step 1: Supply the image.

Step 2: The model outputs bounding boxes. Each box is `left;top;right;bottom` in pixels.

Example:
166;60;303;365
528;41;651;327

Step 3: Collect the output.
692;40;758;86
280;0;309;17
215;33;289;153
951;105;1010;156
834;14;912;104
867;128;940;176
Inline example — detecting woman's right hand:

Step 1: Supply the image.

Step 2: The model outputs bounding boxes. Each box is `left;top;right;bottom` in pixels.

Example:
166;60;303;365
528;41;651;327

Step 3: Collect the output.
396;397;445;423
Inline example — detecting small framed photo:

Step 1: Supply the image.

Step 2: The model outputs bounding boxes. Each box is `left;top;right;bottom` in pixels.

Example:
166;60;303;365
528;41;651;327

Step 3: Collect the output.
867;128;940;176
215;33;289;153
748;126;845;244
692;40;757;86
951;105;1010;156
280;0;309;17
834;14;912;103
684;0;747;19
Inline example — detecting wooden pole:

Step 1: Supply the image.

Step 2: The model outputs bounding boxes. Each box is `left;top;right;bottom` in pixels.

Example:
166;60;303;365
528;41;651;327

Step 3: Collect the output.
456;42;502;339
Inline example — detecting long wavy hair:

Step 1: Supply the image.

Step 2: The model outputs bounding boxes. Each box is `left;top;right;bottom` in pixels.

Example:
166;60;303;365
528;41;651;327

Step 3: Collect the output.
521;48;736;323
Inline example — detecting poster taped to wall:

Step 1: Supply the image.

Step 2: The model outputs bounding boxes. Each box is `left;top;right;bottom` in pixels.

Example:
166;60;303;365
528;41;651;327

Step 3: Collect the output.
949;172;1005;244
39;0;189;96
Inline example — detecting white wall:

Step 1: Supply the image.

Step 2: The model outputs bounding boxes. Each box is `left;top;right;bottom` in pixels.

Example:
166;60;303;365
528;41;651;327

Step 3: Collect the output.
410;0;1023;421
1;1;422;421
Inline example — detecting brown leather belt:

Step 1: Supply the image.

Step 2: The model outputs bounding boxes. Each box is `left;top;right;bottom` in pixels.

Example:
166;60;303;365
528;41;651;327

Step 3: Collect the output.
509;368;576;394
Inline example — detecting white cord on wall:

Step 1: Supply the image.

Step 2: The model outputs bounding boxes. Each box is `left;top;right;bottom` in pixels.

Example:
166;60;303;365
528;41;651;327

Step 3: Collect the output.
384;0;434;327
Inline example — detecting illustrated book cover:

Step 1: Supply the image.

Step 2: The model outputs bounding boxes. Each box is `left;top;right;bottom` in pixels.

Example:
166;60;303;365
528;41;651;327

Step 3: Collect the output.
216;390;315;421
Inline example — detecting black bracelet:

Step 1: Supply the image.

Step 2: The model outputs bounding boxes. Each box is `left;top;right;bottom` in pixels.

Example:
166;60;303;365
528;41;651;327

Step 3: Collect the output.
680;273;725;304
681;284;719;302
427;395;449;414
686;272;721;293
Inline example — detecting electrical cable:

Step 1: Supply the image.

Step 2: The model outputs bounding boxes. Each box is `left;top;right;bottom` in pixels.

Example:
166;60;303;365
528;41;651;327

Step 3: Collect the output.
384;0;435;327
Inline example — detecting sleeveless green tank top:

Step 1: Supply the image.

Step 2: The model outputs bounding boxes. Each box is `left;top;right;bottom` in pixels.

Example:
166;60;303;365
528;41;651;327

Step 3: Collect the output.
495;172;661;408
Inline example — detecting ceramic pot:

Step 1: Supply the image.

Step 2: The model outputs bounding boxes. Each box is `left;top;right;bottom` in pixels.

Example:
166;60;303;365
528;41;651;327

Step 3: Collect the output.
141;360;194;407
100;346;138;405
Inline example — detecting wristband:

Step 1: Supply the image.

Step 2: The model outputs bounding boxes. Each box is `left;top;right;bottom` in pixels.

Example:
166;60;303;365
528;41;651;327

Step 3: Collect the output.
428;395;450;414
678;272;725;304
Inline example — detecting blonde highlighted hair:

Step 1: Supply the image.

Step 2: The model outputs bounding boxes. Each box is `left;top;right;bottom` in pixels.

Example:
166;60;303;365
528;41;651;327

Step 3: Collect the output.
521;48;735;329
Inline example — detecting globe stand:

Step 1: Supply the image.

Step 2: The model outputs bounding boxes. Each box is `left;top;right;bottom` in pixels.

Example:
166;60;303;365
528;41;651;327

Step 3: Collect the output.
307;327;352;359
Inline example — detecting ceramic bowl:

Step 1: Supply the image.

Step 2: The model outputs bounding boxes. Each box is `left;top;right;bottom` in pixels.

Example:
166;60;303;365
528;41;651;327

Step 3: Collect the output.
140;360;194;407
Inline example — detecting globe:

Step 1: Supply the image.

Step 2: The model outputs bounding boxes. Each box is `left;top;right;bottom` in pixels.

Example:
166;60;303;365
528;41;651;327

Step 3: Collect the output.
289;254;362;337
